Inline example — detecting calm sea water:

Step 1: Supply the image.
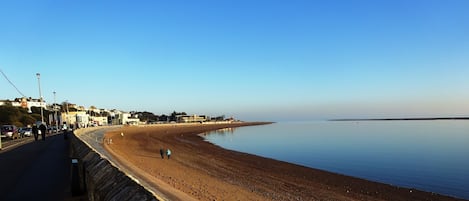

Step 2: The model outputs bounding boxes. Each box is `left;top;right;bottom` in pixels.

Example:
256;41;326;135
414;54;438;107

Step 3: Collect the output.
203;121;469;199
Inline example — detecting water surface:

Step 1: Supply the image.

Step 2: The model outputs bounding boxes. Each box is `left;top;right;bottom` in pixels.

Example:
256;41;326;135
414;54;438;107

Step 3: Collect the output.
203;121;469;199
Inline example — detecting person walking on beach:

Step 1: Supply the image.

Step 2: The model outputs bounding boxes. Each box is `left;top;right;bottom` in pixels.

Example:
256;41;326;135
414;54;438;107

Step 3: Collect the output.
39;124;47;141
159;148;164;159
32;125;39;141
166;148;171;159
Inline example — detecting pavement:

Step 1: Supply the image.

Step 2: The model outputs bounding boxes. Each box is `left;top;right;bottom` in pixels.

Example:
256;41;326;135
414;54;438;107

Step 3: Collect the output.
0;132;84;201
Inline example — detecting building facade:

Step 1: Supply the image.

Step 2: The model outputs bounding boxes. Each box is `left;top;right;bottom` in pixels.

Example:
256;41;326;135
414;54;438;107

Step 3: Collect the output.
177;115;207;123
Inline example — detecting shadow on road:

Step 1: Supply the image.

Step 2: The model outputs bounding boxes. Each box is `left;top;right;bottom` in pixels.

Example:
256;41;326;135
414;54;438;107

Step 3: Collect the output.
0;133;84;201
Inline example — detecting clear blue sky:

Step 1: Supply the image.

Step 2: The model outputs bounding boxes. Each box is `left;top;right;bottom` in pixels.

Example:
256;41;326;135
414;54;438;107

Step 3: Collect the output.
1;0;468;121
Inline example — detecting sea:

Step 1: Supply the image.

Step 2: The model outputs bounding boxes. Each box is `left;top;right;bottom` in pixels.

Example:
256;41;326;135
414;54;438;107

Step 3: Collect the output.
203;120;469;200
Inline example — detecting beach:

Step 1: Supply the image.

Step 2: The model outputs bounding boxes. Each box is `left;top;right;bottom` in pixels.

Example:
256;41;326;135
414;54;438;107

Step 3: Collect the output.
103;122;465;201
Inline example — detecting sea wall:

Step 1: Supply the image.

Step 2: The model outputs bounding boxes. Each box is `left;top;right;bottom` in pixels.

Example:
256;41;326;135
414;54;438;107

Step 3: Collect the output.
69;129;159;201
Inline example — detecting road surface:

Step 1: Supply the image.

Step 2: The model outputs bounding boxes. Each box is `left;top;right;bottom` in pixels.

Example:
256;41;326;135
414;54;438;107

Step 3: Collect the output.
0;132;81;201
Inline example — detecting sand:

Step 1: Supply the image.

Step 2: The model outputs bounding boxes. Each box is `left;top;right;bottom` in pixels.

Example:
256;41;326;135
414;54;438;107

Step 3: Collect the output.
103;122;466;201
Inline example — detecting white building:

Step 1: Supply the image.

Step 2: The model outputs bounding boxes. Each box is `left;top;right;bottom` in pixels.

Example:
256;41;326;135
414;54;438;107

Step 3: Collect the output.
121;113;140;125
177;114;207;123
0;98;47;113
2;98;140;127
90;116;107;126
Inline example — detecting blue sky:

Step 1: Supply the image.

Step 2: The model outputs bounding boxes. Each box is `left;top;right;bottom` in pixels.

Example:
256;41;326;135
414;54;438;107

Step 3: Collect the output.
1;0;468;121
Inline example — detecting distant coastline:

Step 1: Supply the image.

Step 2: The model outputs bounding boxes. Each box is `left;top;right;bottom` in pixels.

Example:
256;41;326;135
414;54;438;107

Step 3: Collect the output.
330;117;469;121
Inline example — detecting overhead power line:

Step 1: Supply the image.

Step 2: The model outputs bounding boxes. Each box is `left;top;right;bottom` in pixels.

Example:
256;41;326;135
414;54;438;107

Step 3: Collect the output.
0;69;26;97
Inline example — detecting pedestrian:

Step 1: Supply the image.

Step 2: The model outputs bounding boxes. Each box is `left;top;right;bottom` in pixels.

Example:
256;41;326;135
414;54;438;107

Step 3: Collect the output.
39;124;47;141
32;125;39;141
166;148;171;159
159;148;164;159
63;124;68;140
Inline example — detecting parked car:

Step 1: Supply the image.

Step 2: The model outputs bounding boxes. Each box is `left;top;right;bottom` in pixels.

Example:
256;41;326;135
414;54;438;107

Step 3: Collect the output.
1;125;19;139
19;127;33;137
51;126;58;133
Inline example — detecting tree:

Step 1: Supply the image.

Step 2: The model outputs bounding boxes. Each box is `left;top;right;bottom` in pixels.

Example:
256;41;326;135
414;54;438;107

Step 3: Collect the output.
135;111;159;122
0;104;42;126
212;115;226;121
20;114;36;126
61;102;69;112
170;111;187;121
159;114;168;122
0;104;18;124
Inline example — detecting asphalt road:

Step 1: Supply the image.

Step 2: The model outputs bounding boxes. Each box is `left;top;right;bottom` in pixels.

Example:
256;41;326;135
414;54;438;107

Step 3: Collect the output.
0;133;76;201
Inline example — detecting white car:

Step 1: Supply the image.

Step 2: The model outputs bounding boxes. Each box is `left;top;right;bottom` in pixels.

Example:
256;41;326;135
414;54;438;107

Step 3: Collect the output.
20;127;33;137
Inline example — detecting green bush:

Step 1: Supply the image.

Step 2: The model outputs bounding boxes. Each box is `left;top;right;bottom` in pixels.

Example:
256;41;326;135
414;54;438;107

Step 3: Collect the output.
0;104;43;127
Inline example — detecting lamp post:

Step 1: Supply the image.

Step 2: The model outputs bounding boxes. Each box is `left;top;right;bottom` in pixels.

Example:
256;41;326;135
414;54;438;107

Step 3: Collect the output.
65;100;69;129
54;91;57;133
36;73;44;124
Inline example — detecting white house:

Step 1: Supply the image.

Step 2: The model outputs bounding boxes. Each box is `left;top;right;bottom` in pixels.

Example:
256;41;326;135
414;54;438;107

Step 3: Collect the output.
177;114;207;123
0;98;47;113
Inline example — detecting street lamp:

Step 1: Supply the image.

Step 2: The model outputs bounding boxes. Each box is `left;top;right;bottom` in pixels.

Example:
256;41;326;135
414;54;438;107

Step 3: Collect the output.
54;91;57;133
36;73;44;124
65;100;69;128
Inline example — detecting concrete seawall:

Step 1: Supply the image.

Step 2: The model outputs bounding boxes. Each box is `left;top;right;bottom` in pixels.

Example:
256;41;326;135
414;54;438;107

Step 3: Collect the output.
70;128;159;201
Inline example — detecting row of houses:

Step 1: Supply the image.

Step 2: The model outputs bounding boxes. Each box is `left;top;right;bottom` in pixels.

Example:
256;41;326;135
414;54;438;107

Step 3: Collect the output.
1;97;233;128
0;98;140;128
63;107;140;128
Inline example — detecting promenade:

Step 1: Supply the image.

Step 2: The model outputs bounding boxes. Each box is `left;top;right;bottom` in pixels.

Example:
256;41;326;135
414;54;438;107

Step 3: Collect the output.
0;133;82;201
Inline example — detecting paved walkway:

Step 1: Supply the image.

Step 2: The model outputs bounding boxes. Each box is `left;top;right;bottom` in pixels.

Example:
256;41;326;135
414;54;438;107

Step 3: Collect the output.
0;133;79;201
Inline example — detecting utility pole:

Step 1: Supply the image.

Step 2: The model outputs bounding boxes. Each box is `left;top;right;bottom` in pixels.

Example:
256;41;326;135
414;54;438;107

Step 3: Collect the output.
36;73;44;124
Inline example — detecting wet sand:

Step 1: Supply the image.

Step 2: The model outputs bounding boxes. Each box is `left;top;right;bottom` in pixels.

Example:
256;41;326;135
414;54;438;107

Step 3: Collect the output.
103;122;466;201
